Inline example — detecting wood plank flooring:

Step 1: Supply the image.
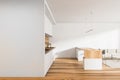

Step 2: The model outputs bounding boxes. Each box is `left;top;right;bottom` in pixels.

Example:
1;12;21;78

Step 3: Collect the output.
0;58;120;80
45;58;120;80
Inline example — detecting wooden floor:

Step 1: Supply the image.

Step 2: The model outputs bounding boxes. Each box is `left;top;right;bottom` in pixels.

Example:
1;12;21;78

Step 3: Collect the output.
0;58;120;80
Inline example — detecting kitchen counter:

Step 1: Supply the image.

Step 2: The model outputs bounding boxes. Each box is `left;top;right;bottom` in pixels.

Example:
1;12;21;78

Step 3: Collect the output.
45;47;55;54
103;58;120;60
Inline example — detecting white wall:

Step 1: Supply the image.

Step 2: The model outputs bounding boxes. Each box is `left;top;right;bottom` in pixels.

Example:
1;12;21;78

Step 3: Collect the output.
52;23;120;58
0;0;45;77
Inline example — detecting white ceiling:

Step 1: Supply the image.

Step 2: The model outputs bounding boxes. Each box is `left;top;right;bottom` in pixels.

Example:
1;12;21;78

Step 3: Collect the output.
47;0;120;23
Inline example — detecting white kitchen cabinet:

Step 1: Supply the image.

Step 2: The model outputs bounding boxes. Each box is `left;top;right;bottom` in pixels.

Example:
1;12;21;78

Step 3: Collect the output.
44;50;54;75
84;59;102;70
43;1;55;76
44;15;52;36
77;50;84;61
76;48;84;61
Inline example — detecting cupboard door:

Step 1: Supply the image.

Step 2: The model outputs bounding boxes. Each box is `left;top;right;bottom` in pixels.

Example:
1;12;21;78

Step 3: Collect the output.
44;15;52;36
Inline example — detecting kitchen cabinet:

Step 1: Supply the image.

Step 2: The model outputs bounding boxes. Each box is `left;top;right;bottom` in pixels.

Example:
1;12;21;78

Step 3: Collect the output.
83;49;102;70
76;48;84;61
44;50;54;75
76;48;85;61
76;48;102;70
43;1;56;76
44;15;52;36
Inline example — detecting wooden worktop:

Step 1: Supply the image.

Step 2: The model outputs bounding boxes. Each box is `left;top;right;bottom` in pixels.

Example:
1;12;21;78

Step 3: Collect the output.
76;47;102;58
45;47;55;54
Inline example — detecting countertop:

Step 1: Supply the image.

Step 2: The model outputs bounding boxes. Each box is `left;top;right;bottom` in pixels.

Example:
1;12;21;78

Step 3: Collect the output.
45;47;55;54
103;58;120;60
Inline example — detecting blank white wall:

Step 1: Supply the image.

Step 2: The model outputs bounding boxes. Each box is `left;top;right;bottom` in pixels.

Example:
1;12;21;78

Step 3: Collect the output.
0;0;45;77
52;23;120;58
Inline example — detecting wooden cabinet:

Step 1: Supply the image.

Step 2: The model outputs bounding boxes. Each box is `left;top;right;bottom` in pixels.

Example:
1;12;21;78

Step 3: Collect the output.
76;48;102;70
84;49;102;58
83;48;102;70
44;15;52;36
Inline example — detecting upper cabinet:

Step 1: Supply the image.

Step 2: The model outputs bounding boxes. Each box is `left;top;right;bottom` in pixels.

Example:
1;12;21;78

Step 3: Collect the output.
44;0;56;36
44;15;52;36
